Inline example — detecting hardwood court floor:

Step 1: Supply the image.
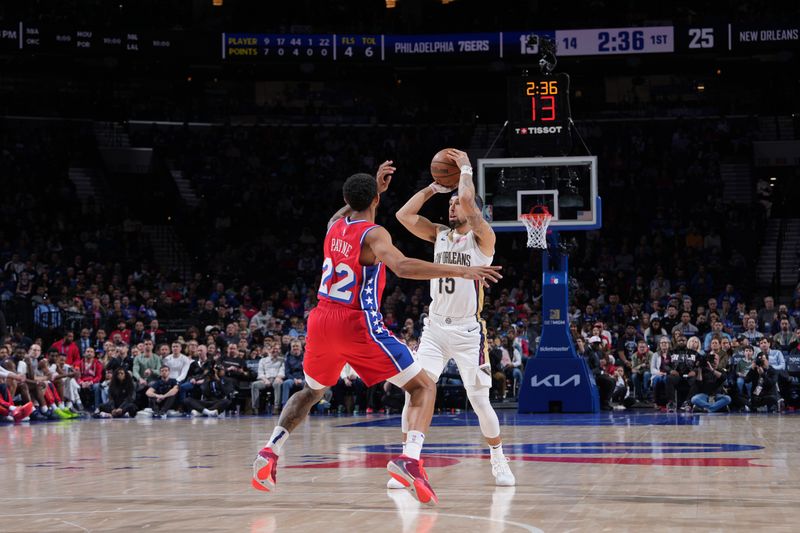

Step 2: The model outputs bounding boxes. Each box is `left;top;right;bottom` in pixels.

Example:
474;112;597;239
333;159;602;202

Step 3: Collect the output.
2;411;800;532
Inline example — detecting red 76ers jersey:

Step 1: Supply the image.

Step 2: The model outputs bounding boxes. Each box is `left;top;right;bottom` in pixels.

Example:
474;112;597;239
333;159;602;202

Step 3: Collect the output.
318;217;386;311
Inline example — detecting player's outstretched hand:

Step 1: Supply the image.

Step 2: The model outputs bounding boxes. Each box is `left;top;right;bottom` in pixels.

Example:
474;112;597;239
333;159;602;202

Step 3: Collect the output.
376;160;396;194
446;149;471;169
462;265;502;287
429;182;456;194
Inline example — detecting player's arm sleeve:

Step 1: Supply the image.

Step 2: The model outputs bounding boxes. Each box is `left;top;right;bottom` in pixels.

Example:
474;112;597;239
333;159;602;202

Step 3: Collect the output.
458;170;496;255
365;227;467;281
395;187;444;243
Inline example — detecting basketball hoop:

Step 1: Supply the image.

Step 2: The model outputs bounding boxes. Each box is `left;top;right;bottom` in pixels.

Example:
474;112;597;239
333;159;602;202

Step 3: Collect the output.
519;206;552;249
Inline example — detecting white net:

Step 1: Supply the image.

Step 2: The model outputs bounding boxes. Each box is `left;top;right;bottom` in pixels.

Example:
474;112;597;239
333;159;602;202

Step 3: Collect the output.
520;210;552;249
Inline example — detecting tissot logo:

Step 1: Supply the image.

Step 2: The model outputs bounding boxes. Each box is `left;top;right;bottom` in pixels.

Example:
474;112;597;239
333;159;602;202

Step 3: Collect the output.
531;374;581;387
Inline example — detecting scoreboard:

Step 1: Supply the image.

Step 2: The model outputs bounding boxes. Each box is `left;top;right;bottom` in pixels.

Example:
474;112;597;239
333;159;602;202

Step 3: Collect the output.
221;22;800;63
222;32;504;62
0;21;797;62
507;73;573;156
0;22;184;56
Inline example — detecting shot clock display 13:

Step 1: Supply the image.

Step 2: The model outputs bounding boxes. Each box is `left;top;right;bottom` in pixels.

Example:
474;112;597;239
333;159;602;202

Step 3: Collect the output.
507;72;572;156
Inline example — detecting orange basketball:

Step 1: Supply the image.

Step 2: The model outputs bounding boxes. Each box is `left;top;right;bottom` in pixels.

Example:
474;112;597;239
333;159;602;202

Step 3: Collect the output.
430;149;461;188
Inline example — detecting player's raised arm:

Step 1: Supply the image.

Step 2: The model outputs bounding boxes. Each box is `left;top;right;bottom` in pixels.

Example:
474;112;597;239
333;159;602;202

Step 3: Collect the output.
328;160;395;230
396;183;451;243
364;226;501;285
447;149;496;256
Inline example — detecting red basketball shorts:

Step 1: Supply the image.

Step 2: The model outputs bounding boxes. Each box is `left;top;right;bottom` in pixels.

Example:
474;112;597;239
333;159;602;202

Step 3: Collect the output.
303;302;421;388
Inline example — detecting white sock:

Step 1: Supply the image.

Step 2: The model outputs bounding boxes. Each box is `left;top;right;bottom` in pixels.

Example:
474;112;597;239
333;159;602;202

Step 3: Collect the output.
405;431;425;460
490;442;504;458
266;426;290;455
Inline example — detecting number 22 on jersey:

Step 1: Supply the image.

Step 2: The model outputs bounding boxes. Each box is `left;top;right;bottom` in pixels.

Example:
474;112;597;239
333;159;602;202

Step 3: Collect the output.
318;257;356;303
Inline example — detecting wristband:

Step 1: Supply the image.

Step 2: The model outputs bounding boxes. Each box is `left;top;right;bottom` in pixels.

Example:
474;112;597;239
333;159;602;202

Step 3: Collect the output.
460;165;473;175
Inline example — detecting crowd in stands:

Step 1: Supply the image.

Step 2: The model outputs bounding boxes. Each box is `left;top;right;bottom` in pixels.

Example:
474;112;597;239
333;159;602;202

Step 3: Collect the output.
575;294;800;412
2;265;799;421
3;112;800;422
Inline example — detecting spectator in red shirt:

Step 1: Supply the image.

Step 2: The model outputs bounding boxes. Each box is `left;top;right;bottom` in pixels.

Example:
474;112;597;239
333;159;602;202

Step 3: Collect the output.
165;282;183;303
77;347;104;411
50;331;81;367
110;321;132;345
145;319;167;345
239;295;257;321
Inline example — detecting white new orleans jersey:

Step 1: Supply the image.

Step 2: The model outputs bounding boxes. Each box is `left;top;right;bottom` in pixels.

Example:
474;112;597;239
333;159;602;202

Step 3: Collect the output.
429;228;493;319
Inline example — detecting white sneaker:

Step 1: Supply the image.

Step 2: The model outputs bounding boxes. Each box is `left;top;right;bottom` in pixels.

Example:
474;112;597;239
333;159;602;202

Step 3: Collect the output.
191;410;202;417
142;407;153;414
209;409;219;417
387;476;405;489
167;409;182;417
491;456;516;486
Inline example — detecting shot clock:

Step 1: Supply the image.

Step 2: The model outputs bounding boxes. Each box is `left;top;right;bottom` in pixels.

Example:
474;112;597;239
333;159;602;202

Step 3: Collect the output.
507;72;572;156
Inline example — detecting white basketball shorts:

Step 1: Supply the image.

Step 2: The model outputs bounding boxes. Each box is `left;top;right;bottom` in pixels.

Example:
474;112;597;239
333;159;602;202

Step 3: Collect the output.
415;315;492;392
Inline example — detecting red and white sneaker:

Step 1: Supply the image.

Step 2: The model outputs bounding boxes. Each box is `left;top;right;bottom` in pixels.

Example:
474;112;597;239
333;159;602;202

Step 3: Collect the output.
251;447;279;492
13;402;34;424
387;455;438;506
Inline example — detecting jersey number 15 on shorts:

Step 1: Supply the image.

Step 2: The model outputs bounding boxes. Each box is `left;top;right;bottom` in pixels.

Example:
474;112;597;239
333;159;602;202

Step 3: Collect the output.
318;258;356;303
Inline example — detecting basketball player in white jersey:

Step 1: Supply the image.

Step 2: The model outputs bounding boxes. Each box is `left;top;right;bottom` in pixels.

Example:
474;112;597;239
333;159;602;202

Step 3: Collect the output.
391;148;515;486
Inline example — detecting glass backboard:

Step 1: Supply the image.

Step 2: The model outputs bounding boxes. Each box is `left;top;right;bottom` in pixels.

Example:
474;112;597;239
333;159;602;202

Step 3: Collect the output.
477;156;601;232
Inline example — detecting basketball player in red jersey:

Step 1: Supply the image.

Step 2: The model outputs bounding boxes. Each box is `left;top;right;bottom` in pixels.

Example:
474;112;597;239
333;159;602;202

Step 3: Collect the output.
252;161;502;505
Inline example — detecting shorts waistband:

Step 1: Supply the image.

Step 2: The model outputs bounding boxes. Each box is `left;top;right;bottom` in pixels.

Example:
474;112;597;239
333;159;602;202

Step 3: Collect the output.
428;314;480;326
316;300;361;312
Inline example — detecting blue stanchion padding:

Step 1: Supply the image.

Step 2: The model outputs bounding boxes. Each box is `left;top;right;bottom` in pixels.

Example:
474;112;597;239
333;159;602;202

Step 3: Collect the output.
518;356;599;413
518;231;599;413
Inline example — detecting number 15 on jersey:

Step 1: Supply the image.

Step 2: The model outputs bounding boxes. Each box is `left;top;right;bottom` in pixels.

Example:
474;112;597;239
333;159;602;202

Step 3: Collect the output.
438;278;455;294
